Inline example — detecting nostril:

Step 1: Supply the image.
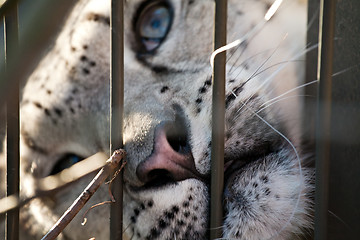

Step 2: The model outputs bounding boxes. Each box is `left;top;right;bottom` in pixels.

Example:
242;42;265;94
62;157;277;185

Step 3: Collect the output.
166;134;188;153
136;118;203;188
148;169;173;181
146;169;176;187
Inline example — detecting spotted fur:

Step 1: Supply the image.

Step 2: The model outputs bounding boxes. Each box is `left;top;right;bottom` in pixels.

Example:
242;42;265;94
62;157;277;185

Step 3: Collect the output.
1;0;313;239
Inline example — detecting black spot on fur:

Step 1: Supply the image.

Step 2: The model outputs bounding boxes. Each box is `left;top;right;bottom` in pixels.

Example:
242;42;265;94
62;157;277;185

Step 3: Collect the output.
71;46;76;52
264;188;271;196
183;201;189;208
90;61;96;67
196;108;201;114
44;108;51;116
225;85;244;108
87;13;110;26
82;68;90;74
130;216;136;223
134;208;140;216
70;107;75;114
195;98;202;104
160;86;169;93
172;205;179;213
184;211;190;218
158;219;168;229
54;108;62;117
150;227;160;238
177;220;185;226
80;55;88;61
165;211;174;220
33;102;43;109
147;200;154;207
46;89;52;95
189;0;195;4
261;175;269;184
140;203;145;210
151;65;170;74
205;78;212;86
198;87;207;94
83;45;88;49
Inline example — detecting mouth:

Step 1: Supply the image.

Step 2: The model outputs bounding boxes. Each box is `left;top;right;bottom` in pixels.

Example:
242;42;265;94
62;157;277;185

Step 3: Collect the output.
223;143;276;186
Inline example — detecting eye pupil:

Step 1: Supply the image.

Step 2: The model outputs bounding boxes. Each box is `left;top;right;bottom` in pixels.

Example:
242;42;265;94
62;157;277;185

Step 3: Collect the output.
136;2;173;52
151;19;161;29
49;154;83;176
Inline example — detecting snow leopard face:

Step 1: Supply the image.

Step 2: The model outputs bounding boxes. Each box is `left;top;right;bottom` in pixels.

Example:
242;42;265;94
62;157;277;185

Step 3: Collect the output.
1;0;314;239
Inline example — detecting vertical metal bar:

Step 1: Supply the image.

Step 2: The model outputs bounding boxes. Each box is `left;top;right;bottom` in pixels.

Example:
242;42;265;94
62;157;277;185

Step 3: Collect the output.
314;0;336;239
110;0;124;239
0;0;78;109
4;2;19;240
210;0;227;239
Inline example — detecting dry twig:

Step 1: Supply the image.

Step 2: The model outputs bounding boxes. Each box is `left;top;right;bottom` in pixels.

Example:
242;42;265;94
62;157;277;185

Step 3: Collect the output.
41;149;126;240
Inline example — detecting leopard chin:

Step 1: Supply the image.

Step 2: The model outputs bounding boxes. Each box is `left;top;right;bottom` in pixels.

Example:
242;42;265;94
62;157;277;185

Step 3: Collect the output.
0;0;314;239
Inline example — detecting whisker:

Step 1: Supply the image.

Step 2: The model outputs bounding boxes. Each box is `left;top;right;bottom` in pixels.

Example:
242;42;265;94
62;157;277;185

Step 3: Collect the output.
240;102;304;240
257;94;313;114
227;75;305;239
332;63;360;77
210;0;284;68
122;223;132;234
259;79;318;108
236;43;318;116
248;59;304;81
258;63;359;110
328;210;352;231
243;34;288;85
228;47;273;78
227;42;248;75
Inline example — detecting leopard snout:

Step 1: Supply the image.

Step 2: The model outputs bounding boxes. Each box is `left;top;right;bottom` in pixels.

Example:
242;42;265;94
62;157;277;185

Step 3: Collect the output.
136;120;202;188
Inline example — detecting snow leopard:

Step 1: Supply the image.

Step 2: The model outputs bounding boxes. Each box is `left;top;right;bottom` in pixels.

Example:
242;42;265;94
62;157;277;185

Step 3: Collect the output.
0;0;313;239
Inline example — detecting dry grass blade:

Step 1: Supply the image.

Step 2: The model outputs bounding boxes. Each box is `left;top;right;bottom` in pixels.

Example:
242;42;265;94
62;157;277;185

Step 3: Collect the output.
41;149;126;240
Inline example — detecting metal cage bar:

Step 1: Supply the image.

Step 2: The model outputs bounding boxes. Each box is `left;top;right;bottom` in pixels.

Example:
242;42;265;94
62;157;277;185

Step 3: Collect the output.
210;0;227;239
3;2;19;240
314;0;336;239
110;0;124;239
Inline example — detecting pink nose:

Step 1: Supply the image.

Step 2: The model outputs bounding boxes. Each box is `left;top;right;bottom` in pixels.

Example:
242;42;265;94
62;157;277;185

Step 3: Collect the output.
136;121;200;186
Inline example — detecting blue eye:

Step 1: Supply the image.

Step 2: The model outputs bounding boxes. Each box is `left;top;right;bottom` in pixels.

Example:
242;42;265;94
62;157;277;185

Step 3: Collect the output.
136;2;173;52
49;154;83;175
